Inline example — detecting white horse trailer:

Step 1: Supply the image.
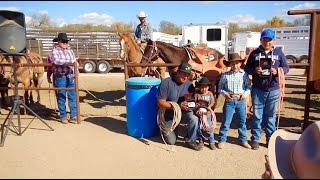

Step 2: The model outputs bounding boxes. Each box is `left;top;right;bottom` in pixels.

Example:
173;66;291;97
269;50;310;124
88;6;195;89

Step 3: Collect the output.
231;31;261;57
180;23;229;60
264;26;310;64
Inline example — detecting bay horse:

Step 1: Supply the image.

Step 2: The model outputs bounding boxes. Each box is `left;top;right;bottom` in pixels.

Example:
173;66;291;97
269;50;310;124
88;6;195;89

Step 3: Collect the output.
117;32;167;79
141;39;227;87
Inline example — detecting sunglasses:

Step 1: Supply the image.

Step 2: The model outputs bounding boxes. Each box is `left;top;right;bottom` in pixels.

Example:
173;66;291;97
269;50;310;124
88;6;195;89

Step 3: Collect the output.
60;40;68;44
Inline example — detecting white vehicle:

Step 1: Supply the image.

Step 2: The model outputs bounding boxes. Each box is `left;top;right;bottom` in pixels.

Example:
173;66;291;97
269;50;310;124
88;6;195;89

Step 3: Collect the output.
264;26;310;64
180;23;229;60
152;32;182;47
231;31;260;56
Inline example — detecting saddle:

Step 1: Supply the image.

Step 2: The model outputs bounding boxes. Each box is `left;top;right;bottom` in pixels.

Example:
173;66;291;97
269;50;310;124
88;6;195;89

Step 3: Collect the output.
184;44;216;64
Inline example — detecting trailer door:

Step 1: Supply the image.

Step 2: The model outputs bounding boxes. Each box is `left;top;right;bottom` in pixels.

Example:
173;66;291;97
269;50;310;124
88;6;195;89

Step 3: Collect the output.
201;25;228;58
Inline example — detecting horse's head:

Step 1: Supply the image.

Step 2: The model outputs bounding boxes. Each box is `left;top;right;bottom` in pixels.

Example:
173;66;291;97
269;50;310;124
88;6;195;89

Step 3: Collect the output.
117;32;146;77
141;39;160;64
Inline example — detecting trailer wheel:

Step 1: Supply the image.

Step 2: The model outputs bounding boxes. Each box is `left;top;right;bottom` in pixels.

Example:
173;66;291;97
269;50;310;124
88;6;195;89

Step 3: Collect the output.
96;60;111;73
285;55;297;64
298;55;309;64
83;60;96;73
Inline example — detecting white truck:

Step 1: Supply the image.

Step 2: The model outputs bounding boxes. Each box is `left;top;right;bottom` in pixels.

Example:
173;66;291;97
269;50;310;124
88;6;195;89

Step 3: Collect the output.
231;31;261;57
264;26;310;64
179;23;229;60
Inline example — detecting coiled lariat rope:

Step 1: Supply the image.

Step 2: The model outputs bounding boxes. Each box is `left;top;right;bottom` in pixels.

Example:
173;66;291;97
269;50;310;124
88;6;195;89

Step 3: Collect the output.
276;67;285;130
157;101;182;152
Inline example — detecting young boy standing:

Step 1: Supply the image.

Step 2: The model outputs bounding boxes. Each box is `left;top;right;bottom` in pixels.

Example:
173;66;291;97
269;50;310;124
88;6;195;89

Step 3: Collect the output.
194;77;216;150
217;53;252;149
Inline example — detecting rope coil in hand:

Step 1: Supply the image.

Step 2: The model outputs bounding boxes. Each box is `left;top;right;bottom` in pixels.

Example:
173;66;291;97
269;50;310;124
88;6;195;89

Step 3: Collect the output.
157;101;182;152
157;101;182;135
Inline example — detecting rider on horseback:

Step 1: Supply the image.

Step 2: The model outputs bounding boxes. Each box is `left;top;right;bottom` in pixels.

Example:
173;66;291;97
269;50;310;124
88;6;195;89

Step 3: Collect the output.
135;11;153;51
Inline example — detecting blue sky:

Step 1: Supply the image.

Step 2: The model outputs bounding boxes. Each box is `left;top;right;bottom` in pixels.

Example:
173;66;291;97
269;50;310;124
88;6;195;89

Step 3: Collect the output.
1;1;319;30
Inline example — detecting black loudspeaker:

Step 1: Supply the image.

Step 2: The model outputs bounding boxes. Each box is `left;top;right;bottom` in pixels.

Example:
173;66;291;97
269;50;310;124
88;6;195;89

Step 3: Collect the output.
0;10;26;54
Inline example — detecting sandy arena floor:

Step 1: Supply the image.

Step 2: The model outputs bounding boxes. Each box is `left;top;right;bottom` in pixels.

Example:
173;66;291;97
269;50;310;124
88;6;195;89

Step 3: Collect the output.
0;69;319;178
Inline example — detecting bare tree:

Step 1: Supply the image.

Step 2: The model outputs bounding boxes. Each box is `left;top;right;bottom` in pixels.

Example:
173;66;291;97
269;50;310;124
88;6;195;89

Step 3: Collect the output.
159;20;181;35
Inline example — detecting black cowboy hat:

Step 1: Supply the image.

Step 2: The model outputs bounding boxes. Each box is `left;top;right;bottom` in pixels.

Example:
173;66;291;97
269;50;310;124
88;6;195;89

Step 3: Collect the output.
224;53;245;66
57;32;71;41
195;77;211;87
53;37;58;42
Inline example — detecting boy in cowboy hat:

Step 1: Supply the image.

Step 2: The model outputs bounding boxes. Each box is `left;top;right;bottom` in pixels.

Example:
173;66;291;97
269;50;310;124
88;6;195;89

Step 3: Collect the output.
135;11;153;50
217;53;252;149
262;121;320;179
51;32;78;124
194;77;217;150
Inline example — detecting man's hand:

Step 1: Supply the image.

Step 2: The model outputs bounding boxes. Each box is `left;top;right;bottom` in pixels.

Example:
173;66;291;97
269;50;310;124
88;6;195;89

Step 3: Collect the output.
180;101;189;111
47;77;52;84
255;67;262;74
270;67;277;75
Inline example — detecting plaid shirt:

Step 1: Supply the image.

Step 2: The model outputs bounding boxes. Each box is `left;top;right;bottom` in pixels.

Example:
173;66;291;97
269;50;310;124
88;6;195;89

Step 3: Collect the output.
218;69;251;97
46;51;54;78
135;23;153;42
51;47;76;74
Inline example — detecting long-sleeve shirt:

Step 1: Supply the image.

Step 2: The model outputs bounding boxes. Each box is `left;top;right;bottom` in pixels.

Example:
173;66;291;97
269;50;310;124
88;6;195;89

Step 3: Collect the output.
135;23;153;42
218;69;251;97
51;47;76;74
46;51;54;79
244;45;290;91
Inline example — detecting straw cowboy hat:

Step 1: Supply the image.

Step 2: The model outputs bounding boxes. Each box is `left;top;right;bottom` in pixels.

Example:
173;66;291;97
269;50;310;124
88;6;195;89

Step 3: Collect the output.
136;11;148;18
268;121;320;179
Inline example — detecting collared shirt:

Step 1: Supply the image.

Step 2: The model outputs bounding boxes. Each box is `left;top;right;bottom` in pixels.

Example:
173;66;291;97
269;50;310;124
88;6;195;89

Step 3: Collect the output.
218;69;251;97
135;23;153;42
51;47;76;74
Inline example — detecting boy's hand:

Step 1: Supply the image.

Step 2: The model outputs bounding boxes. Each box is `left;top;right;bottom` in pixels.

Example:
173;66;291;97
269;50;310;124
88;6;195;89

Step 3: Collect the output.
224;93;232;100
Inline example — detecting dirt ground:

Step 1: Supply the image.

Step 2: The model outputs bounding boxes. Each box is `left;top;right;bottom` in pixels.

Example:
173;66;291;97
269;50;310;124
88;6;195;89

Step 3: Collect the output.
0;69;319;178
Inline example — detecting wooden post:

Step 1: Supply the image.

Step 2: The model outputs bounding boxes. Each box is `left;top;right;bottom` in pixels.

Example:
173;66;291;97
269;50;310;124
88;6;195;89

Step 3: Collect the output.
288;9;320;130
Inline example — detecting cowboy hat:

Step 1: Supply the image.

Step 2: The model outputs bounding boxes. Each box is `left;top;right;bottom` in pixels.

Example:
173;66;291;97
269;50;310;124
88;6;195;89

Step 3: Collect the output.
136;11;148;18
57;32;71;41
268;121;320;179
224;53;245;66
195;77;211;87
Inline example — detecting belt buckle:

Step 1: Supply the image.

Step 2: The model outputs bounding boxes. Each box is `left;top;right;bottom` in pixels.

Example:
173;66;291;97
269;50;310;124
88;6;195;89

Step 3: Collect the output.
231;94;241;100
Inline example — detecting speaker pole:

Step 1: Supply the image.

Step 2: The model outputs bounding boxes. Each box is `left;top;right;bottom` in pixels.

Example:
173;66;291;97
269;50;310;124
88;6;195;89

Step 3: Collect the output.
0;55;54;147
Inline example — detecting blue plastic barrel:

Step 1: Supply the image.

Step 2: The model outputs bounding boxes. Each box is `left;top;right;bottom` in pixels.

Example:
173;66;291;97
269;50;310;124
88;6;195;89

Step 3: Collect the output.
126;77;161;138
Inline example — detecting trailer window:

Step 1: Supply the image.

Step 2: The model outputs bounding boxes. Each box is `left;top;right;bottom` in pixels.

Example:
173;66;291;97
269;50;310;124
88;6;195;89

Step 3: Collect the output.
292;30;299;33
207;29;221;41
283;31;291;33
276;31;281;33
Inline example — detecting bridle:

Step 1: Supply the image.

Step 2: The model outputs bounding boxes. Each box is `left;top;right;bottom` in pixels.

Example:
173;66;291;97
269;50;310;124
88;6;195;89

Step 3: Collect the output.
142;41;160;64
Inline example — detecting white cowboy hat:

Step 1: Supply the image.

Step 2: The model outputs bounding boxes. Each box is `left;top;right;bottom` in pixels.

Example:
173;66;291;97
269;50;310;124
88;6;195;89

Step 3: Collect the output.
268;121;320;179
136;11;148;18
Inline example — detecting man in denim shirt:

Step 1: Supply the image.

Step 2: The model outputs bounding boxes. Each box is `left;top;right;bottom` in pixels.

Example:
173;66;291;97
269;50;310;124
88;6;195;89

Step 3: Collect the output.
51;33;77;124
135;11;153;51
244;29;290;150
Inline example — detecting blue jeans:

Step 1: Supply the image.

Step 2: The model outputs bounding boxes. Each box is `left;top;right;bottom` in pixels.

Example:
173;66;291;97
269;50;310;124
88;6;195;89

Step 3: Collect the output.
218;99;248;144
199;114;215;144
251;87;279;143
54;74;77;120
162;110;199;145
